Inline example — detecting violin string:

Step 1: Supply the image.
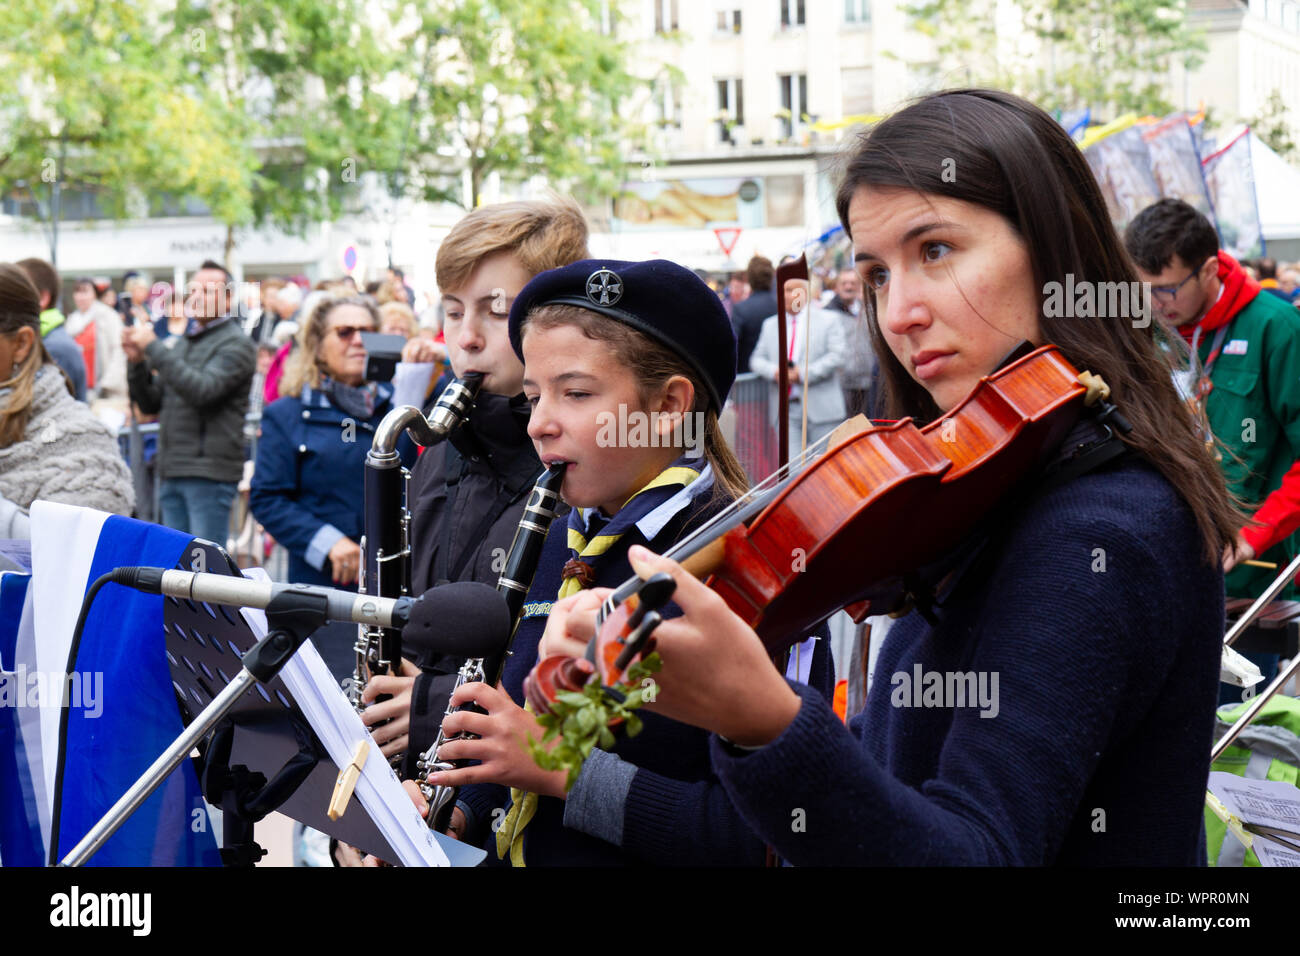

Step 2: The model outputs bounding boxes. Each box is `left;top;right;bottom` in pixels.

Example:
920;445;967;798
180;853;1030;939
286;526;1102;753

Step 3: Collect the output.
660;429;836;564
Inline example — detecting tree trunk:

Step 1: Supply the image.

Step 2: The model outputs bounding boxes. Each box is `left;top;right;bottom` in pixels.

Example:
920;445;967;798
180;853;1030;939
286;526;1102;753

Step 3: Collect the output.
224;222;236;270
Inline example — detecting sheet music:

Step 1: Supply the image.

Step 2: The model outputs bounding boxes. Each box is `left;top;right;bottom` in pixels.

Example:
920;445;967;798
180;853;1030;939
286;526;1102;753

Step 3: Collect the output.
237;569;454;867
1209;771;1300;831
1252;837;1300;867
1209;771;1300;866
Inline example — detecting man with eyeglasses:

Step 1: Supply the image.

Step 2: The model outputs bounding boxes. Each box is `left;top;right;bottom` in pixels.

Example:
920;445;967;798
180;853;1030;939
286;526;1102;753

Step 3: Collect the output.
125;259;255;547
1127;198;1300;700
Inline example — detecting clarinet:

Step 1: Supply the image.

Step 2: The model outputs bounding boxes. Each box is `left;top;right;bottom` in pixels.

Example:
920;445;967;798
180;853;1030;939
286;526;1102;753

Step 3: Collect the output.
417;462;568;830
347;373;483;712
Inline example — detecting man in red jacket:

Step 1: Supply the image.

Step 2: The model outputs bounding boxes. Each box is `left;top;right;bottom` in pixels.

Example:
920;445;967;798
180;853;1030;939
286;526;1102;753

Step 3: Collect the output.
1127;199;1300;699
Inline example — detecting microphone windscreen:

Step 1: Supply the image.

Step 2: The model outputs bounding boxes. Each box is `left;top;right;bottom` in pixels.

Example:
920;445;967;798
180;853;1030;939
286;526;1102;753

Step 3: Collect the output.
402;581;513;659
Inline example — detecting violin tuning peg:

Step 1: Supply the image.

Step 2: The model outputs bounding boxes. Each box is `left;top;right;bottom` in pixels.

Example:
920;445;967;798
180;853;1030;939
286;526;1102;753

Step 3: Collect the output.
637;572;677;612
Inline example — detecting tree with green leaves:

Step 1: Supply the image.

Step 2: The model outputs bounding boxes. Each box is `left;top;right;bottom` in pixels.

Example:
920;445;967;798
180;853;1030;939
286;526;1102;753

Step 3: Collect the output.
165;0;406;263
393;0;652;210
0;0;253;266
905;0;1207;119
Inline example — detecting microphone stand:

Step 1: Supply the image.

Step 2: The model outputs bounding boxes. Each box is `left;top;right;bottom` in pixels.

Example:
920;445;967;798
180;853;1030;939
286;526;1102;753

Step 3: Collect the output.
58;590;328;867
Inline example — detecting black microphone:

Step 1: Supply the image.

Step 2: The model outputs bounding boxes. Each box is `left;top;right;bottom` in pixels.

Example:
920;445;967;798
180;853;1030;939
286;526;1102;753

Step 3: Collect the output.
111;566;414;628
402;581;512;660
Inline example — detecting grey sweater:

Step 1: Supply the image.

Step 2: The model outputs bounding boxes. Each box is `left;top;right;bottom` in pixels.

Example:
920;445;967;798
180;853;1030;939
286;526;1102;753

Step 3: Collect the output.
0;366;135;538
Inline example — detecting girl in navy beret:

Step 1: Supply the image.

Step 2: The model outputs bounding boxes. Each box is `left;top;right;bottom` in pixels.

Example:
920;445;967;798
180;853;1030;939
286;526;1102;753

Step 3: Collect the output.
540;90;1240;866
411;259;834;865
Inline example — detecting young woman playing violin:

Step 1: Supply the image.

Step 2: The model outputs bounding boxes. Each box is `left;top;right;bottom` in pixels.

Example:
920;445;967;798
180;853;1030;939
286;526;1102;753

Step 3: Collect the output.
540;89;1241;866
408;258;833;866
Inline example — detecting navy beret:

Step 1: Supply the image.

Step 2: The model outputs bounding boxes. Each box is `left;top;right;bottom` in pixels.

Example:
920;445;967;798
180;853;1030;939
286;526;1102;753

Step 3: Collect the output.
507;258;737;412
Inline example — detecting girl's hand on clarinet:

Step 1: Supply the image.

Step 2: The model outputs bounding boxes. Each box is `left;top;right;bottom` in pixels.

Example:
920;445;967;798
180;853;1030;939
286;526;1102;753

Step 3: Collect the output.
397;781;465;840
402;778;428;818
625;545;801;747
426;681;568;799
360;659;419;757
538;588;611;660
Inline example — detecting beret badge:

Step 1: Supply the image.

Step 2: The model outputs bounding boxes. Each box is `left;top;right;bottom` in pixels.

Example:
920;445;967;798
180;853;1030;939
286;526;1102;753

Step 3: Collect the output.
586;268;623;307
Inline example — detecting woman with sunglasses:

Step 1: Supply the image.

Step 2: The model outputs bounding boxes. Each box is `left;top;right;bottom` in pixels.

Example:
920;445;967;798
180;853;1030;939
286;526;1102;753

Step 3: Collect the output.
250;295;415;597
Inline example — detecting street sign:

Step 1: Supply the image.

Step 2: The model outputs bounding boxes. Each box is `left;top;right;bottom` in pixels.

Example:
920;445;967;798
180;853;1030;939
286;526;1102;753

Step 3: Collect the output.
713;227;742;258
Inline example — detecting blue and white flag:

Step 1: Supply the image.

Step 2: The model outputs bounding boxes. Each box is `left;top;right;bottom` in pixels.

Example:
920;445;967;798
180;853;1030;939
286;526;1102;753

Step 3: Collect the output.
1;569;47;865
29;501;220;866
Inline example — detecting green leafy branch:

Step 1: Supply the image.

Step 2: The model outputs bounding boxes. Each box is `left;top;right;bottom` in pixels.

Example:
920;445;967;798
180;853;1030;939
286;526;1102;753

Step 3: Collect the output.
528;653;662;791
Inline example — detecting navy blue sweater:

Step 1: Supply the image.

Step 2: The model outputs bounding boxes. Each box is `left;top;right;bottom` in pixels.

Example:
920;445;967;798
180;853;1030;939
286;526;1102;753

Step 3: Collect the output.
710;453;1224;865
458;480;835;865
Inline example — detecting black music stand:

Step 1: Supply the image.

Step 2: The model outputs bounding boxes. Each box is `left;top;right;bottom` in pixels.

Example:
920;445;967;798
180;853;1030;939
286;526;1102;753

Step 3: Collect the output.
63;538;481;866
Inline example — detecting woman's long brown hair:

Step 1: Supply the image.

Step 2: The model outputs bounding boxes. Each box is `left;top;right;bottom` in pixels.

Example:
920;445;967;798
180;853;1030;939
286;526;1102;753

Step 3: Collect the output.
835;88;1241;563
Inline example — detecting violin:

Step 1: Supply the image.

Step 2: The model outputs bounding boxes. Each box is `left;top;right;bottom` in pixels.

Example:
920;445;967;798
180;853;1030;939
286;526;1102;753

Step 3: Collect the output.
525;344;1114;712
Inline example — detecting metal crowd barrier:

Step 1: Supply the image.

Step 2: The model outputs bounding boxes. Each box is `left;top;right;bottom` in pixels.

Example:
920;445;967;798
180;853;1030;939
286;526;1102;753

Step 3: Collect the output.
724;372;779;483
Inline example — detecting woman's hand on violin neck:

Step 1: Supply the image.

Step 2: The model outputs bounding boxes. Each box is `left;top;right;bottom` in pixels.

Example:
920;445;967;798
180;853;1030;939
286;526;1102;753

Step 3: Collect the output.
539;588;612;660
626;545;802;748
428;680;569;799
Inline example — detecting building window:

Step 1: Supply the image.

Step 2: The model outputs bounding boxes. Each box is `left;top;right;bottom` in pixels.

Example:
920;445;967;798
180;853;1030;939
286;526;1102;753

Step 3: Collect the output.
655;0;679;33
656;76;682;128
717;78;744;143
780;0;806;28
778;72;807;140
844;0;870;24
716;8;742;32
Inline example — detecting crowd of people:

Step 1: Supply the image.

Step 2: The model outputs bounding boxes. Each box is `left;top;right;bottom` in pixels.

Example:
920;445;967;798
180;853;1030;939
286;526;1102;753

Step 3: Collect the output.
5;86;1300;868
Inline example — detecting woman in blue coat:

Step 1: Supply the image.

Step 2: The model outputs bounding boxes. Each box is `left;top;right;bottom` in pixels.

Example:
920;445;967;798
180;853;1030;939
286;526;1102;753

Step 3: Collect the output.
251;294;415;594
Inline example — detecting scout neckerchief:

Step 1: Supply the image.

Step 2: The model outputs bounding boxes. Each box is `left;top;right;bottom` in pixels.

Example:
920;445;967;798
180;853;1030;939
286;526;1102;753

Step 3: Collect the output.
556;461;703;599
497;457;703;866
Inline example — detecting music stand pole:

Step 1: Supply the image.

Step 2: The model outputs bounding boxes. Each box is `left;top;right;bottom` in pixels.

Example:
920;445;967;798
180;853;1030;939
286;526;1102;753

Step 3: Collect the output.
1209;556;1300;763
1212;653;1300;762
58;591;328;867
